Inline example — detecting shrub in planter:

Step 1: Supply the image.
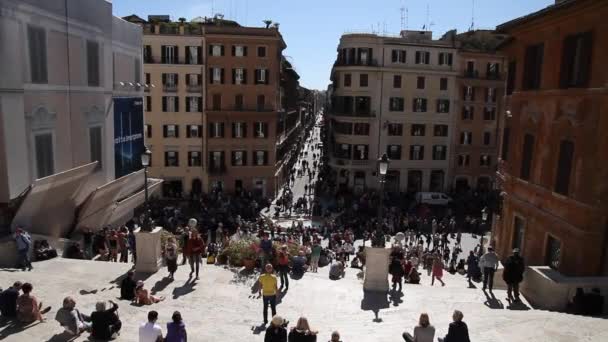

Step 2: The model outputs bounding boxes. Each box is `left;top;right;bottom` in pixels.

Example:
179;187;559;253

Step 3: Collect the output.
223;238;258;267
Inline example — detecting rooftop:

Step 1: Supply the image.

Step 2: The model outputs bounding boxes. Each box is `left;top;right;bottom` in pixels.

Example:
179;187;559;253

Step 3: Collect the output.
496;0;579;32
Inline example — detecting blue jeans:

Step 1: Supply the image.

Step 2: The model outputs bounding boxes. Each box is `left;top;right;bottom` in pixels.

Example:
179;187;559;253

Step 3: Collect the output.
262;295;276;323
17;250;32;269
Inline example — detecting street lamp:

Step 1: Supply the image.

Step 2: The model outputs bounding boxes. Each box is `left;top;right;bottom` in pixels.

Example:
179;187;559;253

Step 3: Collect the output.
141;147;152;232
376;154;390;241
479;206;488;256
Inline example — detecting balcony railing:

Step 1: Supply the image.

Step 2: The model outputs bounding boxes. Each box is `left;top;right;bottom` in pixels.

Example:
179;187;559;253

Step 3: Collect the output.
486;73;502;81
464;70;479;78
145;57;203;65
186;85;202;93
333;59;379;67
163;84;178;92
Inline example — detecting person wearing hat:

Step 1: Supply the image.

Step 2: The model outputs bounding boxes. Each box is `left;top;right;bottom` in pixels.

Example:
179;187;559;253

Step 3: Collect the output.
478;246;499;292
264;315;287;342
502;248;525;302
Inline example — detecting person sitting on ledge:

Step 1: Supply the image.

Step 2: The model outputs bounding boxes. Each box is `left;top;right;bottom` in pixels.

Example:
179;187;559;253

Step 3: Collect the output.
120;271;137;301
135;281;165;305
16;282;50;324
55;296;91;335
0;281;22;319
403;313;435;342
90;300;121;340
438;310;470;342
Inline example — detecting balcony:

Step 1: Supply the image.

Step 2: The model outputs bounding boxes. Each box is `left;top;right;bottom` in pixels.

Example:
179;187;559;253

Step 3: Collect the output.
163;84;178;93
333;59;379;67
464;70;479;79
486;72;502;81
208;164;227;175
186;85;202;93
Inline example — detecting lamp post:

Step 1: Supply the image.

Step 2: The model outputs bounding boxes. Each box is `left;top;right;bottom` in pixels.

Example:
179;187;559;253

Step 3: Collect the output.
377;153;389;227
141;147;152;232
480;206;488;255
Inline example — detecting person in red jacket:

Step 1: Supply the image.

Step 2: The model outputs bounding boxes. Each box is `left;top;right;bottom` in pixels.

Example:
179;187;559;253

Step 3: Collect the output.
185;232;205;279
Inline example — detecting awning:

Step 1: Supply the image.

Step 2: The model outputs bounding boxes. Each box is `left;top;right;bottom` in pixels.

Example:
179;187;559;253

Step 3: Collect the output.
75;170;146;231
11;162;98;237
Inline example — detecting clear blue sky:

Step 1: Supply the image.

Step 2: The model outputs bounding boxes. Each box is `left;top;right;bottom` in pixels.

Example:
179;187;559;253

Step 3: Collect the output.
112;0;555;90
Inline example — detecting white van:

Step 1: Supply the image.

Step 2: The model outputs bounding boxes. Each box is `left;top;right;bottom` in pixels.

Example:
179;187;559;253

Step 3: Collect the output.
415;192;452;206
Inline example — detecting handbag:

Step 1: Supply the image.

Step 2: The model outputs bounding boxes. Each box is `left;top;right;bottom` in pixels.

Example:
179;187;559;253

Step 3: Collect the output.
207;255;216;264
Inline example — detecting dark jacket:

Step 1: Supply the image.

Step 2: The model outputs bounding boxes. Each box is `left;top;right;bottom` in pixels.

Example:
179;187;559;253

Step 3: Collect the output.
503;255;525;283
443;321;470;342
120;277;136;300
90;302;119;340
264;325;287;342
0;288;19;317
288;329;317;342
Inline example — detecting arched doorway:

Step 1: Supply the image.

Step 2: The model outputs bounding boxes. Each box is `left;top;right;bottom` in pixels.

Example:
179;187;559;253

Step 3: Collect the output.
191;178;202;196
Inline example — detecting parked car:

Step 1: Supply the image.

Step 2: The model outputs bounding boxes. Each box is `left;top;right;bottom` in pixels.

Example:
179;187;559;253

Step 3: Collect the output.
415;192;452;206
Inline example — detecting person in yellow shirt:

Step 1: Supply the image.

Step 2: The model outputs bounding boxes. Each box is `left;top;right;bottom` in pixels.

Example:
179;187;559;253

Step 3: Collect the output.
258;264;278;324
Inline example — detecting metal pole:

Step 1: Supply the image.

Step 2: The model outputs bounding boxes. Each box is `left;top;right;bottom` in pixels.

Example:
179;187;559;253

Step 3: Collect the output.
143;166;149;231
378;176;384;226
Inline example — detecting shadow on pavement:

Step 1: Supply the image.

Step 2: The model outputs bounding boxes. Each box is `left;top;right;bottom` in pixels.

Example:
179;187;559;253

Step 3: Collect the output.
507;300;531;311
389;289;404;307
252;322;266;335
361;290;390;322
482;290;504;309
172;280;196;299
0;320;41;340
45;331;79;342
150;276;173;295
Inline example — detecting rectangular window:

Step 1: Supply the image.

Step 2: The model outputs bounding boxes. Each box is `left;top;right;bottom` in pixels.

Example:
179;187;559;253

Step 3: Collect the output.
210;151;225;170
188;151;202;167
235;94;243;110
440;77;448;91
413;98;427;112
462;106;474;120
411;124;426;136
457;154;470;167
483;132;491;146
483;107;496;121
186;96;202;112
143;45;152;63
144;124;152;138
387;145;402;160
487;62;500;80
257;95;266;111
506;61;516;95
353;145;369;160
186;46;201;64
438;52;453;66
353;123;370;135
545;235;561;270
187;125;202;138
212;94;221;111
480;155;491;167
211;67;224;84
165;151;179;167
387;123;403;136
257;46;267;57
512;217;525;251
86;40;100;86
254;151;268;166
432;145;446;160
254;122;268;138
209;122;224;138
162;96;179;112
232;122;246;138
417;76;425;89
415;51;430;64
501;127;510;161
146;96;152;112
554;140;574;195
344;73;352;87
460;132;472;145
210;44;224;57
162;73;178;91
359;74;368;87
520;134;535;181
232;151;246;166
485;88;497;103
409;145;424;160
391;50;406;63
523;43;544;90
560;31;593;88
464;86;475;101
89;126;102;170
437;99;450;113
233;45;247;57
434;125;448;137
233;68;245;85
163;124;179;138
162;45;178;63
393;75;402;88
389;97;404;111
255;69;269;84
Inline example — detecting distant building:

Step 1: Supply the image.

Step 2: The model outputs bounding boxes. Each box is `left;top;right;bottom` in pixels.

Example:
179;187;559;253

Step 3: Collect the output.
0;0;147;236
126;15;299;198
495;0;608;276
328;30;459;193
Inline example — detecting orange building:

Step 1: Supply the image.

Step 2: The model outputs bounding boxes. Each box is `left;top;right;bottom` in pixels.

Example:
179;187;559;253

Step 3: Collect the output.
495;0;608;276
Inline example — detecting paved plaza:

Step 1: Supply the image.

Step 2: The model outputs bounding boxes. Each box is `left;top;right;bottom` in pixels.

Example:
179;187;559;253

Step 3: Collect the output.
1;254;607;341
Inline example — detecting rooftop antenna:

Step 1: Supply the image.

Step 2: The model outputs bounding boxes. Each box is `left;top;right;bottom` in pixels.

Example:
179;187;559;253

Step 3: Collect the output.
211;0;215;17
425;3;429;31
400;6;405;31
469;0;476;31
406;8;409;29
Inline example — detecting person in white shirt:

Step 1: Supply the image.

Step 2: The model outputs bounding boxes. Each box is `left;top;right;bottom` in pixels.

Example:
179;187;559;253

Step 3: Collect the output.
139;310;163;342
479;247;500;292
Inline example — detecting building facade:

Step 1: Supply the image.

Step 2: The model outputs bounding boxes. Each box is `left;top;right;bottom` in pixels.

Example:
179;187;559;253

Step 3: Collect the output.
129;16;287;198
329;31;458;193
0;0;143;229
451;31;506;193
495;0;608;276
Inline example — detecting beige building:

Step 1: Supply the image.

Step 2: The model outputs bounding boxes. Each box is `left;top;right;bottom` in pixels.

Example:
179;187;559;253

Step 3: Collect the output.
451;31;506;192
127;16;287;198
329;31;459;193
0;0;146;235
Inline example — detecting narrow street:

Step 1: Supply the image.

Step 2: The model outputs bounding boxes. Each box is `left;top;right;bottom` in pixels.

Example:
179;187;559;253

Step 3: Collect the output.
265;115;323;226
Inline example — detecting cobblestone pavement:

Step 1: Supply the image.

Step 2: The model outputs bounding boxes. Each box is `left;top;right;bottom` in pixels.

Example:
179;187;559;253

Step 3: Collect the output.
1;254;607;341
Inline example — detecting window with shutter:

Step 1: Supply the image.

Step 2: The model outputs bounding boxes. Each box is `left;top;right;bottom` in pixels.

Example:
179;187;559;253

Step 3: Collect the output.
417;76;425;89
523;43;544;90
560;31;593;88
392;50;398;63
393;75;401;88
344;74;352;87
554;140;574;195
520;134;535;180
415;51;421;64
86;40;100;86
